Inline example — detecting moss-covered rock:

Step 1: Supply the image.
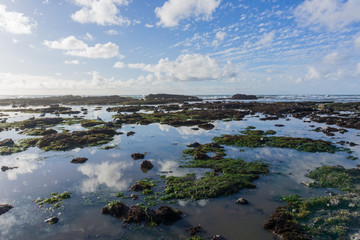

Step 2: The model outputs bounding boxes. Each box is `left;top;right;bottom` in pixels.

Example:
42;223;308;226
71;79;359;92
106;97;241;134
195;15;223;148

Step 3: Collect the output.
35;191;71;210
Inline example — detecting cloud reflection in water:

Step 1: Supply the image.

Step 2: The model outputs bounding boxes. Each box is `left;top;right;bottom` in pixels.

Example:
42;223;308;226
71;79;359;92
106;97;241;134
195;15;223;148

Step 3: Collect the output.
78;161;133;193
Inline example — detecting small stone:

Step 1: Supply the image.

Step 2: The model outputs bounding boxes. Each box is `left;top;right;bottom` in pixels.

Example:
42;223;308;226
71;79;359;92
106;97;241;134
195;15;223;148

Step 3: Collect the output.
141;160;153;170
0;204;13;215
71;157;88;164
44;216;59;224
127;131;135;136
349;203;356;208
131;153;145;160
131;194;138;200
211;235;226;240
301;180;317;187
186;225;202;236
235;198;249;205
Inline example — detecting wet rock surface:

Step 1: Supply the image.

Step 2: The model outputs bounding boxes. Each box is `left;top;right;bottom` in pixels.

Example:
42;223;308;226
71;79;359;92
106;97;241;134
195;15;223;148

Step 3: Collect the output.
264;207;310;240
131;153;145;160
1;166;18;172
44;216;59;224
0;204;13;215
101;201;182;226
0;139;15;147
71;157;88;164
141;160;153;170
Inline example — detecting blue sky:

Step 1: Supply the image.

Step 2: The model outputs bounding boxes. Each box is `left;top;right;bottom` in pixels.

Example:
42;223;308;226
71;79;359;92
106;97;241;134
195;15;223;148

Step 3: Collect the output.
0;0;360;95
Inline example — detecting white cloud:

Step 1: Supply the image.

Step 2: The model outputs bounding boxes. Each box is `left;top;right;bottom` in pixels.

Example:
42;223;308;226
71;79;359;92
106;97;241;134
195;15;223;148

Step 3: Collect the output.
0;4;37;34
305;66;322;80
105;29;119;35
145;23;154;28
64;60;80;64
215;31;227;41
85;32;94;41
294;0;360;31
128;63;146;69
71;0;130;26
113;61;125;68
355;35;360;48
130;53;236;81
155;0;221;27
257;31;275;45
43;36;121;58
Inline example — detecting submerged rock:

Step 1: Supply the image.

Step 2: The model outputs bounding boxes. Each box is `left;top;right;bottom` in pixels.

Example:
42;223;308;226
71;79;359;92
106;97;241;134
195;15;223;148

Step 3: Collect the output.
1;166;18;172
141;160;153;170
131;153;145;160
198;123;215;130
101;201;130;218
0;204;13;215
71;157;88;164
187;225;203;236
235;198;249;205
231;94;258;100
264;207;310;240
44;216;59;224
156;205;182;225
125;205;147;223
186;142;201;148
127;131;135;136
0;139;15;147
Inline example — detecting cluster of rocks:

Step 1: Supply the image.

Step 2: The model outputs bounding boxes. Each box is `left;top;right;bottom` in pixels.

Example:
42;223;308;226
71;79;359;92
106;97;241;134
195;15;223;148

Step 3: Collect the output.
101;202;182;226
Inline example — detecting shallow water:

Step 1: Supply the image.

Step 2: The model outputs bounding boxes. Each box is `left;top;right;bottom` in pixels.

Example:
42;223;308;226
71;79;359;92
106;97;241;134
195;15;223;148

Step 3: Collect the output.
0;104;359;239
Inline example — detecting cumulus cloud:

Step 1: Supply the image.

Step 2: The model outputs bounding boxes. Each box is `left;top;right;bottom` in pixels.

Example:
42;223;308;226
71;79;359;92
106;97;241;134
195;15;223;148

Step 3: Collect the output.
130;53;236;81
355;35;360;48
71;0;130;26
294;0;360;31
215;31;226;41
155;0;221;27
0;4;37;34
43;36;121;58
113;61;125;68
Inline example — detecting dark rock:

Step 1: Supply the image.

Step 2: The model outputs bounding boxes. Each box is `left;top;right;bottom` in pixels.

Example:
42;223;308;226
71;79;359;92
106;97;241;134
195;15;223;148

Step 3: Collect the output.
0;204;13;215
71;157;88;164
145;94;200;102
1;166;18;172
101;201;129;218
198;123;215;130
127;131;135;136
235;198;249;205
130;183;151;191
130;194;138;200
131;153;145;160
191;127;199;131
44;216;59;224
125;205;147;223
0;139;15;147
141;160;153;170
349;142;358;147
187;142;201;148
231;94;258;100
264;207;310;240
260;116;279;121
144;208;160;224
275;124;284;127
156;205;182;225
187;225;202;236
194;152;210;160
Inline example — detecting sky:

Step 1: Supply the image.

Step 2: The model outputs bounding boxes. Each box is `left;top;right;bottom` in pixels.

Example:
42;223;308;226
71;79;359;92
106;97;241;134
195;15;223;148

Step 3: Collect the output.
0;0;360;96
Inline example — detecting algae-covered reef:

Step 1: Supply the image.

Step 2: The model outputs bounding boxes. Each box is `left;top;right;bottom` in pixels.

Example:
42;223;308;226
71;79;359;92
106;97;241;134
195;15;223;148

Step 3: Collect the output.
267;194;360;240
20;127;117;151
0;138;27;155
161;142;269;200
306;165;360;192
213;131;342;153
0;117;64;130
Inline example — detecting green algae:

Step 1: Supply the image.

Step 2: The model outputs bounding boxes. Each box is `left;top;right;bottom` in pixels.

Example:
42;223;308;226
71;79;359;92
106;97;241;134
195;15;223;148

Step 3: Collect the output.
213;133;341;153
0;145;25;155
0;118;64;130
80;119;104;127
35;191;71;210
18;127;116;151
19;128;57;136
306;165;360;192
279;193;360;239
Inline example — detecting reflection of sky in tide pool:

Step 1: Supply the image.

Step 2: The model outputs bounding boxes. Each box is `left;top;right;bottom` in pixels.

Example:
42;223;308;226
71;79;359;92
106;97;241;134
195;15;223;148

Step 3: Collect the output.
0;105;359;239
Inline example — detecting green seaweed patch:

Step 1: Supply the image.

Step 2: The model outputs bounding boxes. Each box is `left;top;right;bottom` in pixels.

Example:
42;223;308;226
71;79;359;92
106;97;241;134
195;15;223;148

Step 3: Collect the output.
80;119;104;127
0;144;25;155
35;191;71;210
306;165;360;192
142;189;154;195
18;127;116;151
19;128;57;136
162;158;268;200
183;143;226;160
101;145;117;150
279;193;360;239
214;134;341;153
0;117;64;130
